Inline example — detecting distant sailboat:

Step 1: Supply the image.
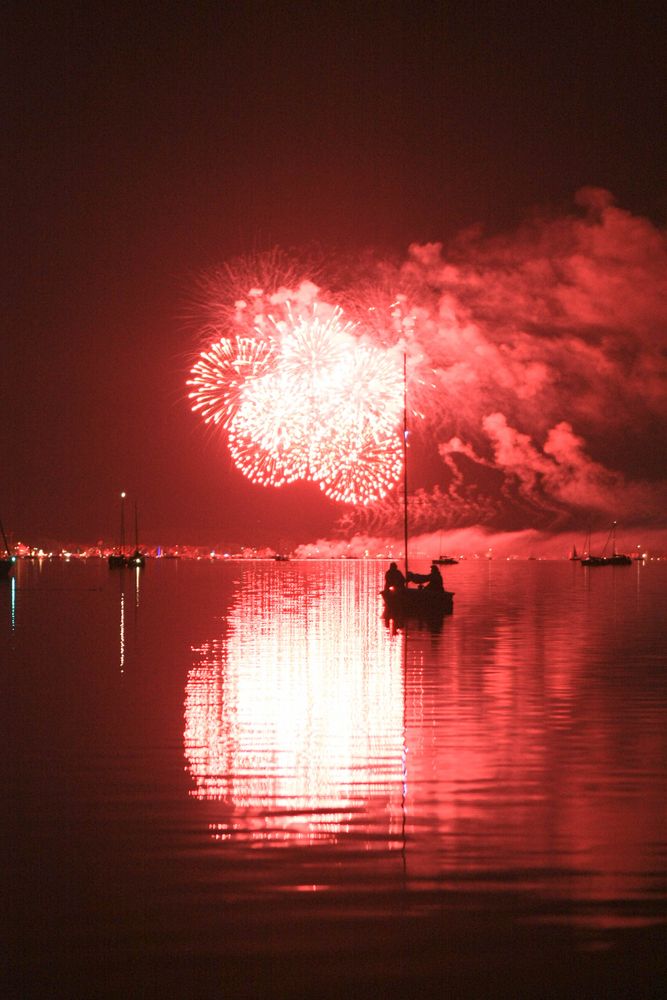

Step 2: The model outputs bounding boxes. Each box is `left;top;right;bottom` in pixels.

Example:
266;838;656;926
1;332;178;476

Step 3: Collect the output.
581;522;632;566
605;521;633;565
0;519;17;578
434;531;459;565
127;502;145;568
580;553;606;566
108;492;127;568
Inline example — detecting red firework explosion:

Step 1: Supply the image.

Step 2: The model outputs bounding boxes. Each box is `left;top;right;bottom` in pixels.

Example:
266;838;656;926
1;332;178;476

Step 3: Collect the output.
188;299;404;505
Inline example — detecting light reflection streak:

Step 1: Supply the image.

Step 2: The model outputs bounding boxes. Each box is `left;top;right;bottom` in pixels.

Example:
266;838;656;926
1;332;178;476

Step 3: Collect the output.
119;588;125;672
183;562;666;922
118;566;142;672
184;563;406;845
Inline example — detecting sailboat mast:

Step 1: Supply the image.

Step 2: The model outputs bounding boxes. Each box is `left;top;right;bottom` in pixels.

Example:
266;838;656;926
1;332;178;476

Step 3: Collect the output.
0;519;11;558
134;502;139;551
403;353;409;579
120;492;126;556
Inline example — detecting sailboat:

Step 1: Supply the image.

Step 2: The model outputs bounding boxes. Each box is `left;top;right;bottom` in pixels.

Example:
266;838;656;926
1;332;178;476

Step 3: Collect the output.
581;522;632;566
381;356;454;622
127;502;145;568
433;531;458;565
0;519;17;578
108;492;128;568
605;521;633;565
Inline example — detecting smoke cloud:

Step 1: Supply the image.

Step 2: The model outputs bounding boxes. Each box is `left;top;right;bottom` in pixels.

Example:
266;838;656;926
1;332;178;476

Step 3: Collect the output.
197;190;667;551
339;188;667;541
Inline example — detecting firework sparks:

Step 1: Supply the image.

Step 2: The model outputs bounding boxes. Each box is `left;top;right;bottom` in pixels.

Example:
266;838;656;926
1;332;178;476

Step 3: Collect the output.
187;337;274;428
314;430;404;505
228;370;313;488
189;298;405;504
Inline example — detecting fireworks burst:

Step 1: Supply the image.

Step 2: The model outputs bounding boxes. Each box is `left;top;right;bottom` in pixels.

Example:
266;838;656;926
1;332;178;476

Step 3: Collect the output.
313;430;404;506
187;337;273;428
189;296;405;504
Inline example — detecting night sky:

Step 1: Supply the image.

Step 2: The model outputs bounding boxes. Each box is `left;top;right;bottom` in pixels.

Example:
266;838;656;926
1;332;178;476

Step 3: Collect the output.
5;2;666;552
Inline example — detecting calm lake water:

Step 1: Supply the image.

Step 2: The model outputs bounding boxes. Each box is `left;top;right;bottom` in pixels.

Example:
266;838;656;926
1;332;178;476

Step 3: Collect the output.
3;558;666;998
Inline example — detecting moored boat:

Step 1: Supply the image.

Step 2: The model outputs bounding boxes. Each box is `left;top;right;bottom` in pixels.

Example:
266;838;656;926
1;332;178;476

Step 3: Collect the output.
581;522;633;566
381;355;454;624
382;580;453;620
0;520;17;578
108;492;128;568
433;532;458;565
606;552;633;566
580;554;606;566
127;502;145;567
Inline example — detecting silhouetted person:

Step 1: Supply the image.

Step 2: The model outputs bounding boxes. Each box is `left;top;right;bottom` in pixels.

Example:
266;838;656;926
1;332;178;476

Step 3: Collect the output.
385;562;406;590
426;562;444;590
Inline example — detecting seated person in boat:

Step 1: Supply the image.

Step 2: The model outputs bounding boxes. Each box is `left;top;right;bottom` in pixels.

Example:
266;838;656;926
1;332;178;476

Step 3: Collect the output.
384;562;406;590
426;562;444;590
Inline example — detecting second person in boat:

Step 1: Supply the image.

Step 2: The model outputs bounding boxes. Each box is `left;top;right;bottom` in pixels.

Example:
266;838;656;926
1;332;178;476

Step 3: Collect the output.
426;562;444;590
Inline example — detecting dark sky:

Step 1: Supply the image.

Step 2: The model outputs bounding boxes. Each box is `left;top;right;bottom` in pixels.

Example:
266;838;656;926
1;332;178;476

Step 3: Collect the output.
4;1;666;549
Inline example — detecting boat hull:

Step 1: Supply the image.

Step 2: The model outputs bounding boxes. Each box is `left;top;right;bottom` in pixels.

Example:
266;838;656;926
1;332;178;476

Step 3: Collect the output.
381;586;454;621
581;555;633;566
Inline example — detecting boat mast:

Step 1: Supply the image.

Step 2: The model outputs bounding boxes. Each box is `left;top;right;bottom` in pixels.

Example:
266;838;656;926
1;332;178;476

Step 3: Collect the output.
601;521;614;557
120;492;126;557
0;519;11;558
134;502;139;552
583;527;591;558
403;352;409;579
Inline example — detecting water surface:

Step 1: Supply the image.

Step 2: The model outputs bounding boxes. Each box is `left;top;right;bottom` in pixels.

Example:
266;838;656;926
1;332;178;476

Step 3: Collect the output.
3;558;666;997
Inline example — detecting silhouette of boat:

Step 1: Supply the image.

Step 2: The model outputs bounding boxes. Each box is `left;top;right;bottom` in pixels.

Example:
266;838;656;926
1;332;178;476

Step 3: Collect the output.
0;519;17;578
580;554;607;566
605;553;633;565
581;522;633;566
433;532;458;565
127;502;145;568
108;492;128;568
382;579;453;620
382;355;454;623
